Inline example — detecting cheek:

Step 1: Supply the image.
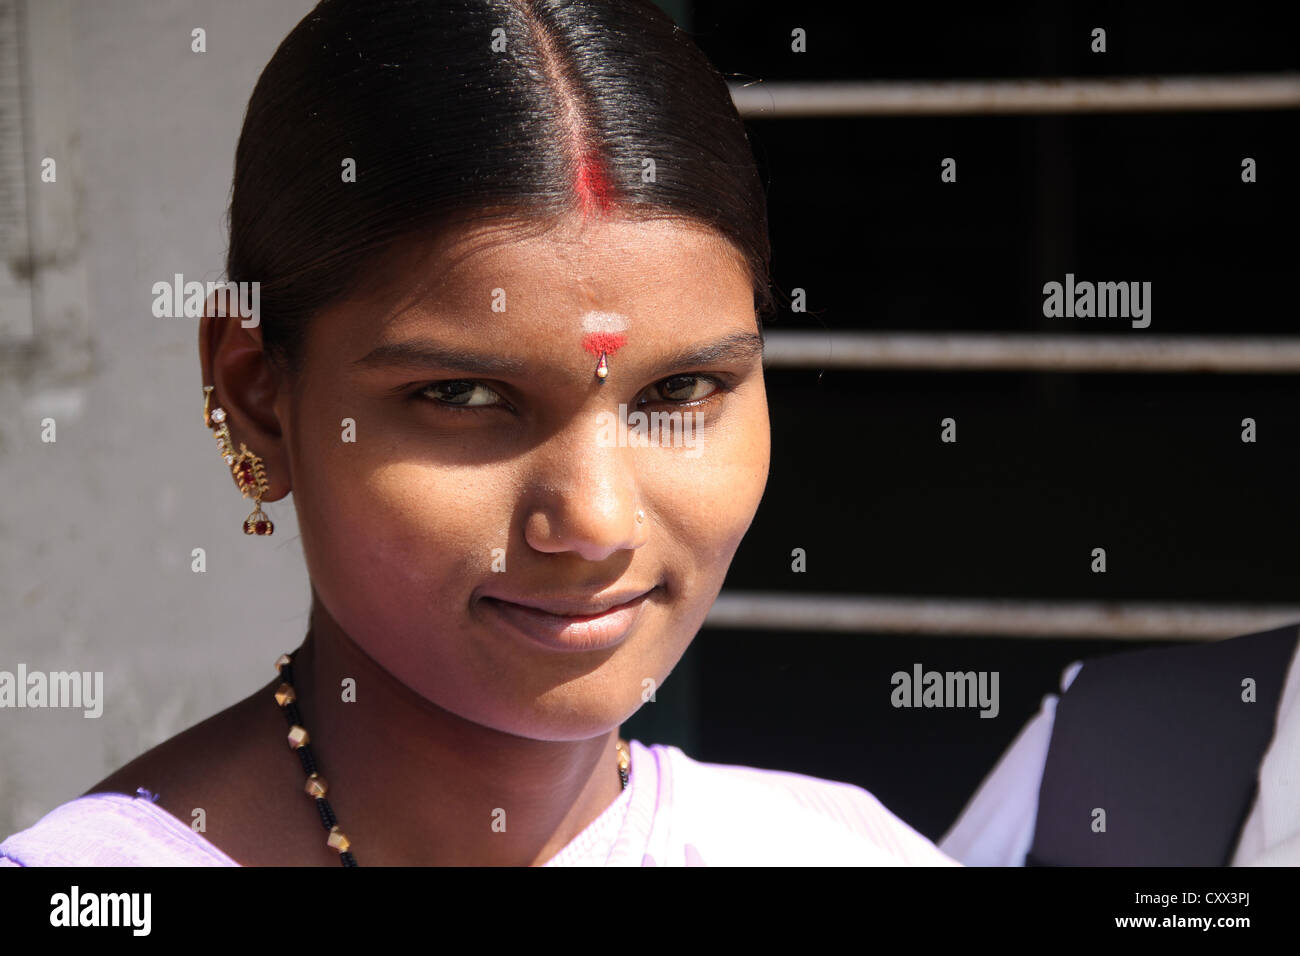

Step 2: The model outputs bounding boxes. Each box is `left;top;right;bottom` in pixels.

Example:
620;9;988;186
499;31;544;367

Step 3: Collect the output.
648;396;771;584
291;418;513;632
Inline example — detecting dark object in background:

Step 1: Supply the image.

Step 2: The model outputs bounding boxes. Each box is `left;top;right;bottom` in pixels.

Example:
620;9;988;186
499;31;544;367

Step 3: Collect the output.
625;0;1299;840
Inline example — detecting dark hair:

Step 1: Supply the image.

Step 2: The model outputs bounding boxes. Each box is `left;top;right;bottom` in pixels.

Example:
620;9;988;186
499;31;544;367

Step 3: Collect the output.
226;0;774;373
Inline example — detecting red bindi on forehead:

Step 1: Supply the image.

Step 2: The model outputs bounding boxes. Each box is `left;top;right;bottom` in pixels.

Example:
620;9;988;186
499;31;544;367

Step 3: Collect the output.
579;311;628;355
581;330;626;358
578;311;628;385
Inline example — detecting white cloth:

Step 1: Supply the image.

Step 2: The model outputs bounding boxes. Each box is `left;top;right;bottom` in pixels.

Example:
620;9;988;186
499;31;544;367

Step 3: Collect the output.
2;738;960;866
1230;639;1300;866
939;646;1300;866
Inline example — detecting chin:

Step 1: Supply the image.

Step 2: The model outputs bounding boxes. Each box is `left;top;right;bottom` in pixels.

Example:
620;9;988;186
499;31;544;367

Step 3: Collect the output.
441;666;656;742
469;702;630;743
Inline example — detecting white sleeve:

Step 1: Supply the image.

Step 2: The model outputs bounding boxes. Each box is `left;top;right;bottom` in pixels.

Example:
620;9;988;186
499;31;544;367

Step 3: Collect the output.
938;661;1082;866
1231;641;1300;865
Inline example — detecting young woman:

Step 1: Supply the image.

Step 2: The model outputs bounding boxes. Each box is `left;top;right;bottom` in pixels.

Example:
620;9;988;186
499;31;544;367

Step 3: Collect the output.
1;0;955;866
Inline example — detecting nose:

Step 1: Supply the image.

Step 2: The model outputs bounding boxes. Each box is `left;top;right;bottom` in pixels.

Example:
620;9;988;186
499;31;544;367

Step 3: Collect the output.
522;424;649;562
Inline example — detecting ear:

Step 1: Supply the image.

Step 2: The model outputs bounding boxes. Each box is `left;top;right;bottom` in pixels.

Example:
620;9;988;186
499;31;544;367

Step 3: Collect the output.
198;294;291;504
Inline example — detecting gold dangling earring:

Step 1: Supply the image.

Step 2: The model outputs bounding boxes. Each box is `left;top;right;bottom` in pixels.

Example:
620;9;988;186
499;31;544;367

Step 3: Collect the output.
203;385;274;536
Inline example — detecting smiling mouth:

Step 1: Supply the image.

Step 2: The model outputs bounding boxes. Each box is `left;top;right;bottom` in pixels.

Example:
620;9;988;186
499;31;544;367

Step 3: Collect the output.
479;588;657;652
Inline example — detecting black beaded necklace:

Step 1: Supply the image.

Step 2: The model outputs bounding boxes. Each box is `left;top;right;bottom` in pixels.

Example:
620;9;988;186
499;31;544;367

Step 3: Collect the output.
272;650;631;866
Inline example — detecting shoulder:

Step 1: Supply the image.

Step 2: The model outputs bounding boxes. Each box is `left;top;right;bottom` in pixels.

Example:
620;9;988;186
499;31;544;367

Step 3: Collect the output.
1078;622;1300;686
87;681;273;804
0;792;238;866
30;678;306;866
641;742;958;866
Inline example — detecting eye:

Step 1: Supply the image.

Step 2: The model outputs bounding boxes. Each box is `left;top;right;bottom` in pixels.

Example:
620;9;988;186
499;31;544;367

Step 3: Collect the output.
644;374;722;405
418;380;504;408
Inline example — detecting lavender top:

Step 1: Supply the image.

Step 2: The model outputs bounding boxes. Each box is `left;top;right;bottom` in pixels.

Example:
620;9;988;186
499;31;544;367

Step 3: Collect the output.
0;739;958;866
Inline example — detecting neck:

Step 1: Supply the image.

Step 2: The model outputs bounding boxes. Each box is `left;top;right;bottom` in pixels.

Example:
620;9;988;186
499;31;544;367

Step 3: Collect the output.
285;600;626;865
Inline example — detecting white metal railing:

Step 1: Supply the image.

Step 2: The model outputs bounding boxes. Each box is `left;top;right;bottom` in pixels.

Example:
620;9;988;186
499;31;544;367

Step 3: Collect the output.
706;593;1300;640
730;74;1300;117
728;73;1297;638
759;332;1300;372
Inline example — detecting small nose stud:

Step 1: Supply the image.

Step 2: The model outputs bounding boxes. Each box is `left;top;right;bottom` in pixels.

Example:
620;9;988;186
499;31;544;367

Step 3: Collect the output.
635;509;645;524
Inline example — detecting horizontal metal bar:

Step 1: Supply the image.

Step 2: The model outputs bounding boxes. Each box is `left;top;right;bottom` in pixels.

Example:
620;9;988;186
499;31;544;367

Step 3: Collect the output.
760;332;1300;372
706;593;1300;640
730;74;1300;117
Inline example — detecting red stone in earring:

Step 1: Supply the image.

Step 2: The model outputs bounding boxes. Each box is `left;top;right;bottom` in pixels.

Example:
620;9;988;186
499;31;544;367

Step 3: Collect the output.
234;445;274;536
203;385;274;535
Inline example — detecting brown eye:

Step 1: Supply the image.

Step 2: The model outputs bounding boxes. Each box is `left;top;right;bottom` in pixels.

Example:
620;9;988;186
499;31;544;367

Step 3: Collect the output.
654;374;718;403
420;380;502;407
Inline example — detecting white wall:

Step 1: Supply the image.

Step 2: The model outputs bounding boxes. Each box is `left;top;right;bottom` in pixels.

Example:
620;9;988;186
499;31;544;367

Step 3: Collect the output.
0;0;319;837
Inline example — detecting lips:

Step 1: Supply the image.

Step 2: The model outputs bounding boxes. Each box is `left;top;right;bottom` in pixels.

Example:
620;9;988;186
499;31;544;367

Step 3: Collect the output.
479;588;656;652
489;591;653;618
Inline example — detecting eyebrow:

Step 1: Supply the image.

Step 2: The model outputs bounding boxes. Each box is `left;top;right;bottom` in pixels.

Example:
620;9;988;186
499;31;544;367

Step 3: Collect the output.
351;340;529;375
351;329;765;377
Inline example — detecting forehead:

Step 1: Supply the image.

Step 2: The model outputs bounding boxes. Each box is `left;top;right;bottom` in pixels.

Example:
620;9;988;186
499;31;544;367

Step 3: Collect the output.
340;215;754;341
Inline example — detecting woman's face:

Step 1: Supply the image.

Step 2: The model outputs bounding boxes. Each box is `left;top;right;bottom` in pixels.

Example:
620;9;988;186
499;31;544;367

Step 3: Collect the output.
276;215;769;740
